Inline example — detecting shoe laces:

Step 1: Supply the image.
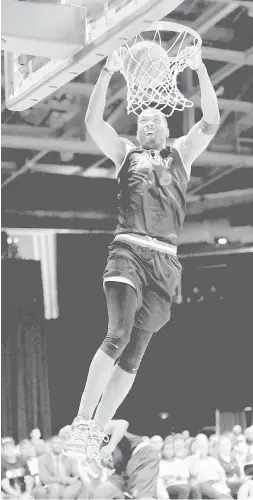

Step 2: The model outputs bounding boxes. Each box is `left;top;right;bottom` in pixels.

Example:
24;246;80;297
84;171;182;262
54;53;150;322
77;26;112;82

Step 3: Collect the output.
69;417;92;445
86;422;109;463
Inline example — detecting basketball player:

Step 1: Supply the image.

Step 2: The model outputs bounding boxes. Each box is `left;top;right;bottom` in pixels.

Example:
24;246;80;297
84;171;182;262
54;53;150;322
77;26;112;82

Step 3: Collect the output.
63;49;220;478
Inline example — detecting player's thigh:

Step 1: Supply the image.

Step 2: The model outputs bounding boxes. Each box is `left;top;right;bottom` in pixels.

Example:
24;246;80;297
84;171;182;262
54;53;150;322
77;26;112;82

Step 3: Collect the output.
105;282;138;334
134;289;171;333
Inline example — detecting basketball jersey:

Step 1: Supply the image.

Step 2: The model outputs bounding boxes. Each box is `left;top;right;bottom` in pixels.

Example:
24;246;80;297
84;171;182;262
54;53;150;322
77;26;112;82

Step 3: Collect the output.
116;146;188;246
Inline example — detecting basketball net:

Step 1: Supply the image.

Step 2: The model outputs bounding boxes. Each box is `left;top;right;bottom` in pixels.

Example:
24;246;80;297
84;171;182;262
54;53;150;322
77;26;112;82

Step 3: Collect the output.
118;26;202;117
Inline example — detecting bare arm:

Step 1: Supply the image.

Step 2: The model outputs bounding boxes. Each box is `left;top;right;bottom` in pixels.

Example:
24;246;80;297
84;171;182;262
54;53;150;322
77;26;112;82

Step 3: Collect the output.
85;53;134;171
105;419;129;451
175;57;220;177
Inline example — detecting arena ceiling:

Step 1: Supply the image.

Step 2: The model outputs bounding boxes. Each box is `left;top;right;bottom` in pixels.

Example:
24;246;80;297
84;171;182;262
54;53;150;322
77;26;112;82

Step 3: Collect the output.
1;0;253;237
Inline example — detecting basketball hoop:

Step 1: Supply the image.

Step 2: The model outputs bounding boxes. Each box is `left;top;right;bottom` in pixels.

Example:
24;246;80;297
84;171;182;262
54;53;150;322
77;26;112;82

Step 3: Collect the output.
118;21;202;117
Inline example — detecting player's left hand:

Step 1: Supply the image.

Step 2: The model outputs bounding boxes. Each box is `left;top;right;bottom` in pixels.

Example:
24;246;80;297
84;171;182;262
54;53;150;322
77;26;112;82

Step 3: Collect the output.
181;47;204;71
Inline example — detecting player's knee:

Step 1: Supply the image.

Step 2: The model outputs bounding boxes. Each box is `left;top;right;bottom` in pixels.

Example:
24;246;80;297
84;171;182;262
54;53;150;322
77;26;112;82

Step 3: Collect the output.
117;356;141;374
101;327;131;359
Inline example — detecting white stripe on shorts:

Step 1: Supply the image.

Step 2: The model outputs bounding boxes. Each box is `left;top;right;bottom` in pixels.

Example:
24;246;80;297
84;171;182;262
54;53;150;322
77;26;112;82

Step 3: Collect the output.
103;276;137;291
114;233;177;255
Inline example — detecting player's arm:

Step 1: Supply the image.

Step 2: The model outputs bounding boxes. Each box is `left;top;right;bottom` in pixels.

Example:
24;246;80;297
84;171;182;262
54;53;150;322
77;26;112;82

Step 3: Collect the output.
175;53;220;177
85;52;134;172
105;419;129;451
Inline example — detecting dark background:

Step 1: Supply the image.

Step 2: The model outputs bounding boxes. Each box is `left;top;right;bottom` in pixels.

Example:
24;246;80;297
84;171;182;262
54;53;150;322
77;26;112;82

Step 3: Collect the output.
45;234;253;436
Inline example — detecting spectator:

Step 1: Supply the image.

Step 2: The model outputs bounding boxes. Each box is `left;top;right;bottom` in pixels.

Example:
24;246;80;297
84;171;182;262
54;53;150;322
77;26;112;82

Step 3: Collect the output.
244;426;253;460
164;435;173;444
94;421;160;499
150;435;164;454
33;440;48;458
234;437;249;477
174;436;187;459
217;435;244;496
182;430;190;441
30;429;41;445
232;425;243;441
1;437;15;447
158;441;190;499
209;434;219;457
186;434;232;499
38;435;82;499
19;440;39;482
58;426;72;443
1;439;33;499
237;461;253;499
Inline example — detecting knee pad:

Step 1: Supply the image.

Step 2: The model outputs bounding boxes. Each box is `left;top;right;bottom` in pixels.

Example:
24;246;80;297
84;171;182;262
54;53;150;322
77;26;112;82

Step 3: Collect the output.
100;328;131;360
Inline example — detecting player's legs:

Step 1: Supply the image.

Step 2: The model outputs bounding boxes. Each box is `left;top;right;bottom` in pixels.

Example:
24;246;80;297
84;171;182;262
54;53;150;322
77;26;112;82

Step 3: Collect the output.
63;282;138;461
84;327;153;478
94;326;153;427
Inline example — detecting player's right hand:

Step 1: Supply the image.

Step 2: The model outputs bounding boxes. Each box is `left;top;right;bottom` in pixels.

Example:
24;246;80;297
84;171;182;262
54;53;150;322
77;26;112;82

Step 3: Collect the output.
104;50;122;73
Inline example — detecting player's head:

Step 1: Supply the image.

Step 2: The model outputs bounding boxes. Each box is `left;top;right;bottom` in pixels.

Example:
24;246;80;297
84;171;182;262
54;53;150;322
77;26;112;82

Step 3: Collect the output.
137;108;169;150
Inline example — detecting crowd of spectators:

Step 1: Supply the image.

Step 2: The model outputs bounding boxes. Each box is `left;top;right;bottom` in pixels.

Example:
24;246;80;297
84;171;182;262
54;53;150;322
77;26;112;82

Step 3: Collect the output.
1;423;253;500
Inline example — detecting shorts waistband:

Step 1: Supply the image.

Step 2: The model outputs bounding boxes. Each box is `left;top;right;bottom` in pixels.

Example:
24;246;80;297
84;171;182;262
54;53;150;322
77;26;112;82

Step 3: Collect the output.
114;233;177;255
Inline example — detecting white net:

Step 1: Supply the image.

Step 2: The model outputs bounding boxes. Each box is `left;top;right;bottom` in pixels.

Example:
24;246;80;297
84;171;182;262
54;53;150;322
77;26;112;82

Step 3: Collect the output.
118;26;202;117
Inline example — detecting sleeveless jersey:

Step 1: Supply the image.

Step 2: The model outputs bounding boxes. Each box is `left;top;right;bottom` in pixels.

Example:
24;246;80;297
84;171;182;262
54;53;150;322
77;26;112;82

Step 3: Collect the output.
116;146;188;246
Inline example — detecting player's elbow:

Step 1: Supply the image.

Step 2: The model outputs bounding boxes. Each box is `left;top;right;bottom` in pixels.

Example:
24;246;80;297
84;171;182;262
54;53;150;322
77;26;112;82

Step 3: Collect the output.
212;109;220;125
85;102;104;124
120;419;129;431
85;110;94;128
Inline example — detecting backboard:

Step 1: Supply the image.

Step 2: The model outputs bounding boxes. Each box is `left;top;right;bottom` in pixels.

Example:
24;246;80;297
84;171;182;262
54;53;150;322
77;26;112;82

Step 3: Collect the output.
2;0;185;111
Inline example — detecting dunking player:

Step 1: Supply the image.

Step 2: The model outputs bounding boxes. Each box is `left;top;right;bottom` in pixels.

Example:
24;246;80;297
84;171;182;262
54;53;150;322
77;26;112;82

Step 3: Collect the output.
63;49;220;477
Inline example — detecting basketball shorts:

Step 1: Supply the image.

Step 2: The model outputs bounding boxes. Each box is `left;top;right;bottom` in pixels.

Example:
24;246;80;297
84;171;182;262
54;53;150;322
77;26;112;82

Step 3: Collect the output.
102;233;182;333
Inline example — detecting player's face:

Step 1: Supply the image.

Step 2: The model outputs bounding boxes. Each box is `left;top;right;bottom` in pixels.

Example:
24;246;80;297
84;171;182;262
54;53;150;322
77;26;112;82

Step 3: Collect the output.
137;110;169;150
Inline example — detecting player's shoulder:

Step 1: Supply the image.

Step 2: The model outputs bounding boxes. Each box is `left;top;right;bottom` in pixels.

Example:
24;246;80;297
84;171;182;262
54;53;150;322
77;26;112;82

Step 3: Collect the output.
115;138;136;175
120;137;136;152
172;136;186;153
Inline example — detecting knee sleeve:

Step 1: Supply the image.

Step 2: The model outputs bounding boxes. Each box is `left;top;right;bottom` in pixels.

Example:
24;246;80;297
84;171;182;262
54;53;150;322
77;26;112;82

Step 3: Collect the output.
100;328;131;360
118;329;153;374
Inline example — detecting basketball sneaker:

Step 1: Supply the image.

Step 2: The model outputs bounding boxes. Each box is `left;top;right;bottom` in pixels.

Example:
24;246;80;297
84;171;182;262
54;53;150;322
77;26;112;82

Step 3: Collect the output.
84;422;109;479
62;416;92;460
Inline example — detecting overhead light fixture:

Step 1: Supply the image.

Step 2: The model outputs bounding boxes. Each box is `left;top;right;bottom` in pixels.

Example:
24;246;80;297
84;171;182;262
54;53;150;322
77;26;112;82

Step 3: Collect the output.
217;237;227;245
159;412;169;420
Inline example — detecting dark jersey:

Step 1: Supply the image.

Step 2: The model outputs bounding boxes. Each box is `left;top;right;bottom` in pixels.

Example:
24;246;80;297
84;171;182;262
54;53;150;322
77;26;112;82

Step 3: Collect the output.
116;146;188;246
111;432;143;474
